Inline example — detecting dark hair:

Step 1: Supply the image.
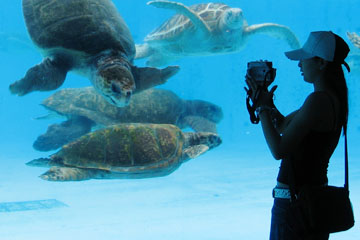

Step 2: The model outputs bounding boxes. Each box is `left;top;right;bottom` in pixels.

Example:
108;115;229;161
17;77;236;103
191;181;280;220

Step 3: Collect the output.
324;62;349;135
328;33;350;135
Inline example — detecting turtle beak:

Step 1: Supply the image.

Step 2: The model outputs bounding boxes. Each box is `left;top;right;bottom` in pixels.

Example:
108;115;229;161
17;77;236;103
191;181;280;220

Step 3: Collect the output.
109;79;134;107
208;133;222;149
96;58;136;107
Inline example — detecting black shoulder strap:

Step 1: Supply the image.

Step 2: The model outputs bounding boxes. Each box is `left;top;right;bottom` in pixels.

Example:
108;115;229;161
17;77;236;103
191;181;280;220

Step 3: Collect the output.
344;132;349;191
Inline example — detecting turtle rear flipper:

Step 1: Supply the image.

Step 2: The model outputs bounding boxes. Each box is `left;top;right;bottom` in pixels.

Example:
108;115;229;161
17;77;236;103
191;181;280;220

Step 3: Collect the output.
135;43;152;59
147;53;180;67
179;116;217;133
134;44;178;67
131;65;179;92
10;57;69;96
40;166;99;181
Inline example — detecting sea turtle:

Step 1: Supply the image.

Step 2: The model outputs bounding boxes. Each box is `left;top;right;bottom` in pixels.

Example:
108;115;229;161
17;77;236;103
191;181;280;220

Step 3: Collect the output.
27;123;222;181
135;1;301;67
346;32;360;73
9;0;179;107
347;32;360;49
33;87;223;151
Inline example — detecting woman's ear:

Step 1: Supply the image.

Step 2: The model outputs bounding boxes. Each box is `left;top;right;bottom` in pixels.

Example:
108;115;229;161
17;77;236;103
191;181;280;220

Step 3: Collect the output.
318;58;328;70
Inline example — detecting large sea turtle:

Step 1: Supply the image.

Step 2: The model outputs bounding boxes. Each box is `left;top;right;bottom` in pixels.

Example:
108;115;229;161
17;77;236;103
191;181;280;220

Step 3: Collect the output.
346;32;360;73
33;87;223;151
135;1;301;67
27;123;222;181
9;0;179;107
347;32;360;49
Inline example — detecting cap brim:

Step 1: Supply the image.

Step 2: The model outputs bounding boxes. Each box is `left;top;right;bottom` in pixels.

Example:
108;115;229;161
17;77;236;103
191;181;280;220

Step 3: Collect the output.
284;48;314;60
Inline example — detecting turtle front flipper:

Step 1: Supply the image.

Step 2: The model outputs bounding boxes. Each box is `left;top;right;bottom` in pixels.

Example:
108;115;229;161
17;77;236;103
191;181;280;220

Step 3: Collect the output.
40;166;99;181
178;116;218;133
148;1;211;36
245;23;301;49
33;116;94;152
131;65;180;93
10;57;70;96
26;158;52;167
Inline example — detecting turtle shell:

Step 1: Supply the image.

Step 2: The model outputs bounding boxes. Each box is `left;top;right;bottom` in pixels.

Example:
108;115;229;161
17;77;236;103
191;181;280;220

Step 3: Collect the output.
145;3;230;42
54;123;184;173
42;87;185;126
22;0;135;57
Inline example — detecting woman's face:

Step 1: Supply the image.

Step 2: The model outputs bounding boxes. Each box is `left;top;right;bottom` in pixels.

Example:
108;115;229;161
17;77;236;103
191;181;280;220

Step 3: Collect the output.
298;57;321;83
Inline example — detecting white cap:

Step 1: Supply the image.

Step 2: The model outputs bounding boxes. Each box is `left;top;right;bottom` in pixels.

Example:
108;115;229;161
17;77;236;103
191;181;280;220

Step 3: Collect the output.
285;31;336;61
285;31;350;72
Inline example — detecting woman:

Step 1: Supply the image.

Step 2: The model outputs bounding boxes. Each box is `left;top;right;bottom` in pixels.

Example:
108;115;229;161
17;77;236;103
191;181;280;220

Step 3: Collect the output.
246;31;350;240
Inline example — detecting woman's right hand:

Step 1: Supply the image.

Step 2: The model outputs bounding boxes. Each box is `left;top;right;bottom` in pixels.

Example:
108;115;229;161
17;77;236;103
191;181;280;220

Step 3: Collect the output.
245;73;277;108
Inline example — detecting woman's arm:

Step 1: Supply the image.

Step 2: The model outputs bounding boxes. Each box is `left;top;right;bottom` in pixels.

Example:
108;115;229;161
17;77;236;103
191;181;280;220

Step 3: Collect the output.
257;92;334;160
274;109;299;134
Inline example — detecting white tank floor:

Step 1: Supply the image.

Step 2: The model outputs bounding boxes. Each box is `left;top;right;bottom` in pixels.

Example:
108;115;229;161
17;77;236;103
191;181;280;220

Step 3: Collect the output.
0;150;359;240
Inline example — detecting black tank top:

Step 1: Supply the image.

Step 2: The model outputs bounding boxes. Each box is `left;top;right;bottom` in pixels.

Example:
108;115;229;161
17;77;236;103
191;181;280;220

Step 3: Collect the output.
277;92;342;190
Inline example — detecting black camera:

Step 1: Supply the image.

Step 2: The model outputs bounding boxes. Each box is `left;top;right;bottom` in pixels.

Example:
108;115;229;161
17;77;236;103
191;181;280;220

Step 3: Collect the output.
245;60;277;124
247;60;276;88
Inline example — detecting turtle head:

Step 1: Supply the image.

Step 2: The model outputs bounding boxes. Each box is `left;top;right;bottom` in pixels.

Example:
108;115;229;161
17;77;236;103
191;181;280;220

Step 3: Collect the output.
198;132;222;150
219;7;244;35
182;132;222;160
184;132;222;150
93;56;135;107
186;100;224;123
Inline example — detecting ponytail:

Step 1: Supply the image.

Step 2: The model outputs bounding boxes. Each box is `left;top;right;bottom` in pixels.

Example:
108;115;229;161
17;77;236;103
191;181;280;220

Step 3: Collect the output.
324;62;349;135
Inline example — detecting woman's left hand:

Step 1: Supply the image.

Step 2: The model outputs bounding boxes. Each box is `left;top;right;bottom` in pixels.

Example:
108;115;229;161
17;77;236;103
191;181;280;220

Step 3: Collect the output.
245;74;277;108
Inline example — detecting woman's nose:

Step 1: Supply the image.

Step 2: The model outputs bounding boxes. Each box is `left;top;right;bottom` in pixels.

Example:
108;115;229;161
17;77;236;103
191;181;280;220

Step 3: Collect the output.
298;61;302;67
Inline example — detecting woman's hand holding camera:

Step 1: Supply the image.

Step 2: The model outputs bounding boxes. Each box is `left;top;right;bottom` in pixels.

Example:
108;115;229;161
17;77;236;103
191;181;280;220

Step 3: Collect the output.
245;74;277;109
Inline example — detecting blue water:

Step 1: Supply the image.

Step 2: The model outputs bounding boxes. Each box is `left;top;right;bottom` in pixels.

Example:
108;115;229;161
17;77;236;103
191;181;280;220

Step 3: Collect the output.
0;0;359;239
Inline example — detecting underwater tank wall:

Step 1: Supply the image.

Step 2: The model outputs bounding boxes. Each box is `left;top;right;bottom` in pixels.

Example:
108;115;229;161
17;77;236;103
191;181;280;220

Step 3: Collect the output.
0;0;359;239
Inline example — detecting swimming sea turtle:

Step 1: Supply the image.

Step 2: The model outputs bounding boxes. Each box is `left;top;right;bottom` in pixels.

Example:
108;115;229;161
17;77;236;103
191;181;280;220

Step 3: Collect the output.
33;87;223;151
347;32;360;49
9;0;179;107
135;1;301;67
27;123;222;181
346;32;360;73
